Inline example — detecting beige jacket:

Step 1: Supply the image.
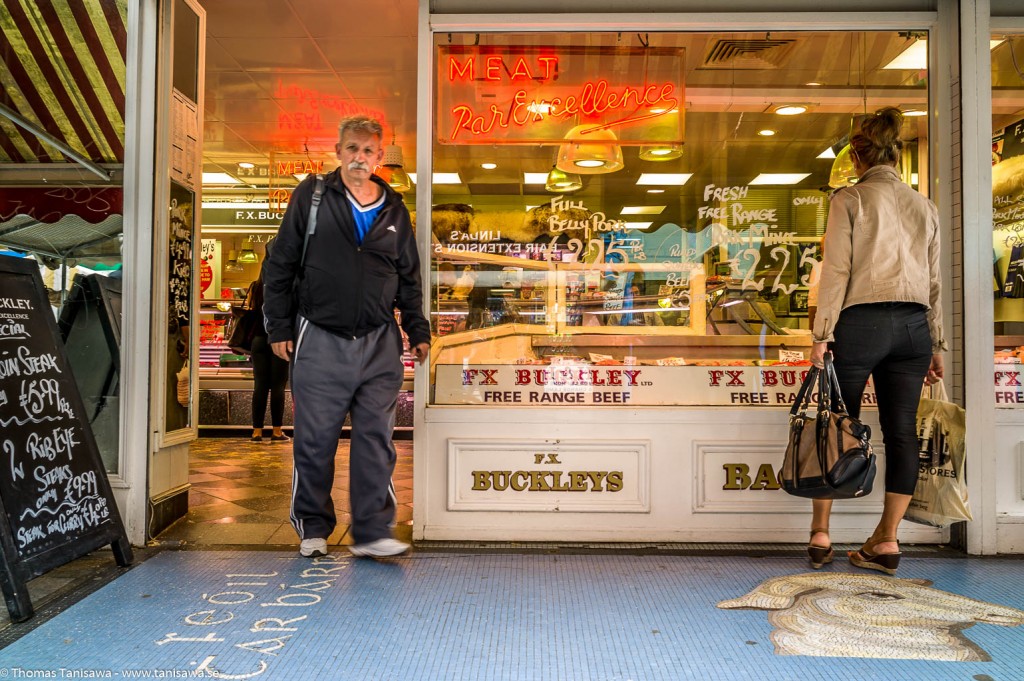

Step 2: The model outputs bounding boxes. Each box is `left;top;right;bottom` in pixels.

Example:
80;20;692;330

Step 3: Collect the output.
812;164;947;353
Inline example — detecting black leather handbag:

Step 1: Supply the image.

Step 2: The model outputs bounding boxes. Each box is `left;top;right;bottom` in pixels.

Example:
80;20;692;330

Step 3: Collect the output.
781;355;876;499
225;284;259;355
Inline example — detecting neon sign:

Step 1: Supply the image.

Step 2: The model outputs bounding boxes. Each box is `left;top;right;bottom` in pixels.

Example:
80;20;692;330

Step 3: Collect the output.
438;45;685;145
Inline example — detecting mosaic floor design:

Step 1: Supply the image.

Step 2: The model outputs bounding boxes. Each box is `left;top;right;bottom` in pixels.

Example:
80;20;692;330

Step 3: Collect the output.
158;437;413;547
2;552;1023;680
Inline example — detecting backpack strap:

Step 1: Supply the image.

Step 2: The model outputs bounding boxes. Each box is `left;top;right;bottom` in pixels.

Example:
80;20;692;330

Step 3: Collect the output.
299;174;324;269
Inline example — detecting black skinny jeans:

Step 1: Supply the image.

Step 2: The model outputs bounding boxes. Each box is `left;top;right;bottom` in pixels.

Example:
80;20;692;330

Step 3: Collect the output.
830;302;932;495
251;335;290;429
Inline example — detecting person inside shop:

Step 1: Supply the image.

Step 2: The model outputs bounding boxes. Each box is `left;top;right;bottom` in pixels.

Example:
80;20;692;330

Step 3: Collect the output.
808;107;946;575
262;115;431;560
247;238;290;443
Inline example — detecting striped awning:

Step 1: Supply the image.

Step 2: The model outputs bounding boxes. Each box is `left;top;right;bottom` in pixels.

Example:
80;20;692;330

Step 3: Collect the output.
0;0;127;165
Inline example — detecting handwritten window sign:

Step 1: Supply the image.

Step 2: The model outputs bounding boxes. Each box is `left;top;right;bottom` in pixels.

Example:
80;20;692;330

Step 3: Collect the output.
0;257;132;622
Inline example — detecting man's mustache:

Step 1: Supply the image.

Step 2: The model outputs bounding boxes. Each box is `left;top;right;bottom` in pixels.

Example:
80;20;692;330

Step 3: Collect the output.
348;161;371;172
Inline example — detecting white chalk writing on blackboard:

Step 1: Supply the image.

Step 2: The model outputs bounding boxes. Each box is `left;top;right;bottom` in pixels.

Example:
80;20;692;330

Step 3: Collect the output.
0;321;30;340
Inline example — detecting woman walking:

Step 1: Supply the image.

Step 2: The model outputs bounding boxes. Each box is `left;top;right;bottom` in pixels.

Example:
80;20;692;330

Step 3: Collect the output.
249;239;290;443
808;107;946;574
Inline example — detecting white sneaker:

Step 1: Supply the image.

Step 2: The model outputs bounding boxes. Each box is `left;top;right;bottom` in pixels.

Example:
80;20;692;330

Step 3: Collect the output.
348;538;410;557
299;538;328;558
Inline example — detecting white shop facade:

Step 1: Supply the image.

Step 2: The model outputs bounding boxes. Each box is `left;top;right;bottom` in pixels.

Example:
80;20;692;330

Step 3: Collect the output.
410;0;1022;552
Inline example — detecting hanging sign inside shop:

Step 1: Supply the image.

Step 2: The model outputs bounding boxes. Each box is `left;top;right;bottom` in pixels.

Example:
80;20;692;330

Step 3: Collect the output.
201;207;286;227
437;45;685;145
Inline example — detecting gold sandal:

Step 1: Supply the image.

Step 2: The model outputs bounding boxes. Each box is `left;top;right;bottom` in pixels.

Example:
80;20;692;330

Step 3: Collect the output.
807;528;833;569
849;535;901;575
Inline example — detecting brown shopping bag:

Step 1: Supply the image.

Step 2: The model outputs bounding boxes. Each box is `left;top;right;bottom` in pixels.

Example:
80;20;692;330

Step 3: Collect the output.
903;380;972;527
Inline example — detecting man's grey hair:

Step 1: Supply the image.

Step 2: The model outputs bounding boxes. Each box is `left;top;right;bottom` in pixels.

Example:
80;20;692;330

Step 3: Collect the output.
337;115;383;142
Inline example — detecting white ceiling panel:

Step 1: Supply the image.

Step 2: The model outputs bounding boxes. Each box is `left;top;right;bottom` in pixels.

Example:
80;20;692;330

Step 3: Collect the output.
207;98;287;123
246;73;350;99
334;72;417;100
297;0;415;38
204;37;244;72
202;0;309;38
320;38;419;72
215;37;332;72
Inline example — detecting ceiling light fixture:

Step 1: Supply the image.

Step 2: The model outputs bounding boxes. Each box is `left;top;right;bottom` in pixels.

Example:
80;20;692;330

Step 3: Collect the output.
481;162;497;170
224;249;244;273
748;173;811;185
408;173;462;185
817;147;837;159
884;39;1004;70
556;124;624;174
638;124;684;162
774;105;807;116
202;172;243;185
622;222;653;230
646;189;665;194
544;164;583;193
236;239;260;264
636;173;692;186
757;129;777;137
621;206;666;215
374;134;412;193
237;162;255;169
901;108;927;117
638;143;683;162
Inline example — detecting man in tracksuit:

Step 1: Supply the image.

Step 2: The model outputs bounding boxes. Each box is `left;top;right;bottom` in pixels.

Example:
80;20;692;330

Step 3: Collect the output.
262;115;430;558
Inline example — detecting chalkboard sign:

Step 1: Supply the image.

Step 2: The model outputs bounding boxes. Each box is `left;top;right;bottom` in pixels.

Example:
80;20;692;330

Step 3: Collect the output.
0;257;132;622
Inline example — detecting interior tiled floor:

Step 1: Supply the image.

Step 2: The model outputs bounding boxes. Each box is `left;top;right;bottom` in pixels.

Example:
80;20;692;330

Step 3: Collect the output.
157;436;413;548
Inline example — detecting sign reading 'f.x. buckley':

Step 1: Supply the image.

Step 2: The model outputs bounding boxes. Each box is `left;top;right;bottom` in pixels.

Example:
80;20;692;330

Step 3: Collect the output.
437;45;685;145
449;439;650;513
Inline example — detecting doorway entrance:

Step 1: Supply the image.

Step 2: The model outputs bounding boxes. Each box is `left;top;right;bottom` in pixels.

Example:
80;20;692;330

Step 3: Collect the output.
156;0;420;546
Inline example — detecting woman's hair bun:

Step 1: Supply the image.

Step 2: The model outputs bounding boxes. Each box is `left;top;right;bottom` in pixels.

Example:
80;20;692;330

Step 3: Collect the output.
850;106;905;167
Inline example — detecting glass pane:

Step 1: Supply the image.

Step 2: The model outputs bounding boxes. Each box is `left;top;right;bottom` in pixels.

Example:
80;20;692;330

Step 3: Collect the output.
0;0;128;469
430;30;929;407
992;34;1024;408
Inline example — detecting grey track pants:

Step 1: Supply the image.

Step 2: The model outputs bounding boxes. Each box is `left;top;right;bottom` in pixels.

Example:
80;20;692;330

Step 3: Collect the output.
289;319;404;544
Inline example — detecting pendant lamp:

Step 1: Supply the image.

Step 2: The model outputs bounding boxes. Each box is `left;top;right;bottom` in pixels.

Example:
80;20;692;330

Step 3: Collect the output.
375;135;412;193
224;249;243;273
638;126;684;161
828;144;856;188
236;239;259;264
638;143;684;161
828;114;873;189
544;164;583;193
556;124;624;174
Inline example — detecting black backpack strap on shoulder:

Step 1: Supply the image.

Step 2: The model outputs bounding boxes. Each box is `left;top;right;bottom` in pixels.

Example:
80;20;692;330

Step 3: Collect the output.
299;174;324;269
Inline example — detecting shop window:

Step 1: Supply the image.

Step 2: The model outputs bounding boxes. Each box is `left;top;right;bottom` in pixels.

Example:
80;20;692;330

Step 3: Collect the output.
0;0;128;470
429;30;929;407
992;33;1024;409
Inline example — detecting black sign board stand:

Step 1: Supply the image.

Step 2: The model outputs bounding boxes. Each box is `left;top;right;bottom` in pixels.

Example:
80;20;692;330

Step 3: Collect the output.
0;257;132;622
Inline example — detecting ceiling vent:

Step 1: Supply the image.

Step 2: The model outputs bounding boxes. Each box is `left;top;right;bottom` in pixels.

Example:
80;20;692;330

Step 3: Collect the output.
701;39;797;70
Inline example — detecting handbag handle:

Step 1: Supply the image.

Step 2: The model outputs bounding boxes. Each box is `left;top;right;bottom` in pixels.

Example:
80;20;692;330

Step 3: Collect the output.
823;354;849;415
790;365;820;417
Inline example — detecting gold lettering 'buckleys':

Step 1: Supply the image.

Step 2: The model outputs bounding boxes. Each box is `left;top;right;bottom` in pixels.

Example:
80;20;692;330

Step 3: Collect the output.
722;463;783;491
471;470;623;492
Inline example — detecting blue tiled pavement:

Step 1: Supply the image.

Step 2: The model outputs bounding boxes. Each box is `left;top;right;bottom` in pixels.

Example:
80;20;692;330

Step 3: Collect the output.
1;552;1023;680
